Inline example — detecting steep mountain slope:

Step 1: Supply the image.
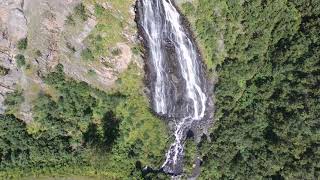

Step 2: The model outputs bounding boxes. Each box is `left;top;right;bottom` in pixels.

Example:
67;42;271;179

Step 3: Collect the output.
0;0;137;119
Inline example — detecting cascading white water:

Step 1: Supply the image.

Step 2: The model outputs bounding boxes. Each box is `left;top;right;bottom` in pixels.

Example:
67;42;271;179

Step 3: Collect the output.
137;0;209;175
140;0;168;114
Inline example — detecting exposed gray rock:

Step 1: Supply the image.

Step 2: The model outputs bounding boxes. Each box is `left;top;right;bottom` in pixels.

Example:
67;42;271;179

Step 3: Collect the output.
0;0;27;44
0;0;135;120
0;55;21;114
0;0;25;114
7;9;27;43
24;0;81;72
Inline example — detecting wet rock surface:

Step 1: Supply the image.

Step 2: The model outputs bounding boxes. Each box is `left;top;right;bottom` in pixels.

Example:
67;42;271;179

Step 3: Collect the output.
136;0;213;175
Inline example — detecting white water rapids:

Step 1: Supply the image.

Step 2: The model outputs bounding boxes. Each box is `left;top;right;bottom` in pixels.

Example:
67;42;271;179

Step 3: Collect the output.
137;0;209;175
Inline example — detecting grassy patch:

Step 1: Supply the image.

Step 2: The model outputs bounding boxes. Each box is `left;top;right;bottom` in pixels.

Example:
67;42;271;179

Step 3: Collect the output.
181;2;195;16
81;48;94;61
83;0;135;59
131;44;143;55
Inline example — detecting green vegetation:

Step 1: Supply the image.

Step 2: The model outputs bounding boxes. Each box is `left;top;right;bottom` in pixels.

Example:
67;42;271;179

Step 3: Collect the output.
0;114;88;178
66;42;76;53
81;48;94;61
181;2;195;16
65;2;87;27
2;1;168;179
111;47;121;56
94;3;105;17
87;69;96;76
17;38;28;50
0;66;9;76
183;138;197;175
94;64;169;178
131;44;143;55
35;50;42;57
75;3;88;21
65;14;76;26
15;54;26;68
64;1;89;29
4;90;24;115
0;64;168;179
192;0;320;179
84;1;131;59
3;0;318;179
1;65;116;178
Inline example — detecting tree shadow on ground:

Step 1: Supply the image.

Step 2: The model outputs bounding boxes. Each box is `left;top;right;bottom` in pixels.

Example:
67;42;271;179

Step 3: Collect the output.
84;111;120;150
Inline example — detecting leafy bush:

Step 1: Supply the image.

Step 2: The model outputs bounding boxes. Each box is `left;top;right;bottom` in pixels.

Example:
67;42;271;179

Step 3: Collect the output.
0;66;9;76
0;64;121;177
4;90;24;115
0;114;88;177
88;69;96;76
94;3;105;17
75;3;88;21
35;49;42;57
15;54;26;68
65;14;75;25
17;38;28;50
111;47;121;56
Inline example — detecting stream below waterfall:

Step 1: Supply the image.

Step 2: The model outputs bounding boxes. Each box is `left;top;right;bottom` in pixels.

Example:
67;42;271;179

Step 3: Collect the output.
136;0;213;176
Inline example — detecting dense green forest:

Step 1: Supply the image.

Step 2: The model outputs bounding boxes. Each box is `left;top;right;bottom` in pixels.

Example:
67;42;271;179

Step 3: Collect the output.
191;0;320;179
0;64;169;179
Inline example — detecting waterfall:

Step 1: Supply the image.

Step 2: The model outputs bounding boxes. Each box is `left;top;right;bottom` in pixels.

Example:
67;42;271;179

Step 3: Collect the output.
136;0;211;175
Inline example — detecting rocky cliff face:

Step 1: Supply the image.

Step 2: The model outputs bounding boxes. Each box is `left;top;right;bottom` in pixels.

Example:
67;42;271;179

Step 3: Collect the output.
0;0;136;121
0;0;26;114
136;0;213;175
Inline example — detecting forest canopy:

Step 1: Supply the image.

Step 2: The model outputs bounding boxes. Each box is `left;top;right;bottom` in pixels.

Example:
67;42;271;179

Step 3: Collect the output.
192;0;320;179
0;64;169;179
